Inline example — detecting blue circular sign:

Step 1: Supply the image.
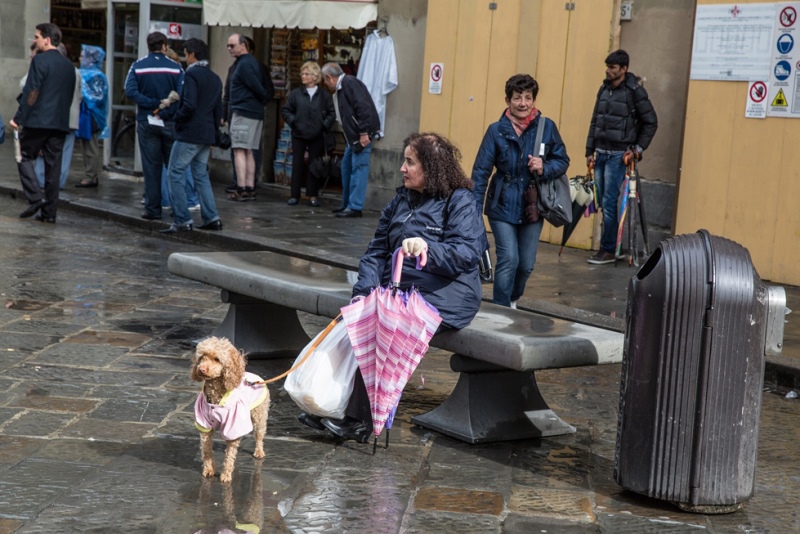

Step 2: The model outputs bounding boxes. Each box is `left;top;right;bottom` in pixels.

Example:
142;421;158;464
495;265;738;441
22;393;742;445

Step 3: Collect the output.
778;33;795;54
775;60;792;81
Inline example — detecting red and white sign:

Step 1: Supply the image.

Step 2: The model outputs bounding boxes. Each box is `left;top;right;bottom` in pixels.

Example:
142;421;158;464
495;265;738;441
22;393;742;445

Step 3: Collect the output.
746;80;769;118
750;80;767;102
168;23;182;38
780;6;797;27
428;63;443;95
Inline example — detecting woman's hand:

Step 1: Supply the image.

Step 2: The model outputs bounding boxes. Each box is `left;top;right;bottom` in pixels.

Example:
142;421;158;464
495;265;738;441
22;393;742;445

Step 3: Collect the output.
402;237;428;257
527;155;544;176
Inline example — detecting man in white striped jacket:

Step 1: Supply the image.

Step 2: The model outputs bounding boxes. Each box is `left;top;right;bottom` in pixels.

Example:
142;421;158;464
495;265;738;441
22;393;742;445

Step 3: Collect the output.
125;31;184;221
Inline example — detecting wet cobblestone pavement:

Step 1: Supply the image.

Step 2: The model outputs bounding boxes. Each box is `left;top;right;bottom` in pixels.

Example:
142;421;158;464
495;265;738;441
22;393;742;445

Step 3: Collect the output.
0;155;798;531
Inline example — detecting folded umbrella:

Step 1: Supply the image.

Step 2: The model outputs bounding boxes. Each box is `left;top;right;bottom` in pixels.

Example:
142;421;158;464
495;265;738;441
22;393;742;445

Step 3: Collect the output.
340;248;442;451
559;167;595;255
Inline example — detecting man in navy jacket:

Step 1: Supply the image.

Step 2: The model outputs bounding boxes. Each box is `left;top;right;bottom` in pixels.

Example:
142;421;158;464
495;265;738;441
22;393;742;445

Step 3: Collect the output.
226;33;272;201
10;23;76;223
125;31;184;220
160;38;223;234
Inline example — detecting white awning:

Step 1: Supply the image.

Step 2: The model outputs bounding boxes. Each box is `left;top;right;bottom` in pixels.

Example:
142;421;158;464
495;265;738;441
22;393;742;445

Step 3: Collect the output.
203;0;378;29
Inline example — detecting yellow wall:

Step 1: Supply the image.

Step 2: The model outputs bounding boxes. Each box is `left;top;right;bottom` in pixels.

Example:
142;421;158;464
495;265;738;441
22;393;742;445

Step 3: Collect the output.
419;0;618;250
675;0;800;285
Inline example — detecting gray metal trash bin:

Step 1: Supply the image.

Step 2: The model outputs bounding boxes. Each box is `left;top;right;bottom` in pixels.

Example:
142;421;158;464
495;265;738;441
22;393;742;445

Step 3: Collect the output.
615;230;786;513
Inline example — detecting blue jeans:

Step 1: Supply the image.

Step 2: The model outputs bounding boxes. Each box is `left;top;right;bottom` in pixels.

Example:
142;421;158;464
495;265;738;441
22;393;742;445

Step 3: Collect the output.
35;130;75;189
138;121;175;217
594;150;627;253
489;218;544;306
167;141;218;226
339;143;371;211
161;165;198;208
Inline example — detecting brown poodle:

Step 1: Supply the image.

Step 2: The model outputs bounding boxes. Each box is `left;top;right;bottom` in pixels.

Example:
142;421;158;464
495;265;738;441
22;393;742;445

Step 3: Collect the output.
190;336;269;483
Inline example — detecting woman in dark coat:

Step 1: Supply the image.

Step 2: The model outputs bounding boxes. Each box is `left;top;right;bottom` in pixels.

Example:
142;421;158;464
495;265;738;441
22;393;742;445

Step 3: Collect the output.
281;61;335;207
298;132;489;442
472;74;570;308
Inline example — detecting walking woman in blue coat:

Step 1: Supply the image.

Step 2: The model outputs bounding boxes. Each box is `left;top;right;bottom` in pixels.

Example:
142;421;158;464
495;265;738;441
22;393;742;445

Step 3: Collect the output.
298;132;489;442
472;74;570;308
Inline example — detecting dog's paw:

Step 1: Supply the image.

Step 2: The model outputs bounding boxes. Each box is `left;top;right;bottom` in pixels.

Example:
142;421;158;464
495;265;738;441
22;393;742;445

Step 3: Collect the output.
202;465;216;478
220;471;233;483
253;449;265;459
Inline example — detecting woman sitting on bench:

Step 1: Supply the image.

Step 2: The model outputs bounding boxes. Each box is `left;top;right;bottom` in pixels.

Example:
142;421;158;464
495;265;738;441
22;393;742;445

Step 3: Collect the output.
298;132;488;442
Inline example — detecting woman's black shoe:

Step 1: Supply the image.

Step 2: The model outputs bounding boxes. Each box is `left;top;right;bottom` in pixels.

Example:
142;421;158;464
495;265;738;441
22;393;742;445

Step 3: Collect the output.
297;412;325;431
321;417;373;443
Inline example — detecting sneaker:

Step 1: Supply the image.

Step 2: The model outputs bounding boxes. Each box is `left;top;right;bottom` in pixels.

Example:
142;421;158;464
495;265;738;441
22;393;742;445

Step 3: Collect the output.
188;204;201;212
587;251;617;265
510;300;518;310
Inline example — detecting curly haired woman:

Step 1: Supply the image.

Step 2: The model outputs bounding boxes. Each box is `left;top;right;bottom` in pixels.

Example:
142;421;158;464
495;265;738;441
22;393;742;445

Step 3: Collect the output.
298;132;489;442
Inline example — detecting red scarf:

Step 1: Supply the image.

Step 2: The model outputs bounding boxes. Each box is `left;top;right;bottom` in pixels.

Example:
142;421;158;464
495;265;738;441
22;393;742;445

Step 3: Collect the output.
505;108;538;137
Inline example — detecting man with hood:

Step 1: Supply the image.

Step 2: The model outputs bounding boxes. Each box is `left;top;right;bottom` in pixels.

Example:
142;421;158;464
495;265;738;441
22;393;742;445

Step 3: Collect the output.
75;44;109;188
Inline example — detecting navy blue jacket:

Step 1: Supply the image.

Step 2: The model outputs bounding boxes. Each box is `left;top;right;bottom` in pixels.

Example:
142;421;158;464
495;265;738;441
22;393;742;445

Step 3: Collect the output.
174;62;223;146
472;112;570;225
281;85;336;140
229;54;272;120
334;75;380;145
124;52;184;122
14;49;76;131
352;187;486;329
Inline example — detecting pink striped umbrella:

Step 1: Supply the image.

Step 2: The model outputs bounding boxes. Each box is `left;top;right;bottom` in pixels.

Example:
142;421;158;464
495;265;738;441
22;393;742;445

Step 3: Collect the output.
340;248;442;442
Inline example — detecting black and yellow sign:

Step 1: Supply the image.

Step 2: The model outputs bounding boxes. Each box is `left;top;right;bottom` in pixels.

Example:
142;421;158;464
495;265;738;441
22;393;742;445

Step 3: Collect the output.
772;88;789;107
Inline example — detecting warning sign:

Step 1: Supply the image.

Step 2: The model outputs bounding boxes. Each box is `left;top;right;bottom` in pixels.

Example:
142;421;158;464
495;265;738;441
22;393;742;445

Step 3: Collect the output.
773;87;789;106
768;2;800;117
428;63;443;95
747;81;769;118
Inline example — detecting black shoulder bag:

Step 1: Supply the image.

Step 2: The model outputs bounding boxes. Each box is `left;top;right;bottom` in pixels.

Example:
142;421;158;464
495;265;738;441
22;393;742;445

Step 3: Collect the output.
532;115;573;228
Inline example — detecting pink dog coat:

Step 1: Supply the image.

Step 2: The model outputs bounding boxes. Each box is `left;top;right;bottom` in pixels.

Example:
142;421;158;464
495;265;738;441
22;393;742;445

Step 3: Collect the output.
194;372;268;441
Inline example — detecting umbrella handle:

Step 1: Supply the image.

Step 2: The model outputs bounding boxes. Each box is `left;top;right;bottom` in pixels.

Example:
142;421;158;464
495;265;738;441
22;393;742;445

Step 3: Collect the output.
392;247;426;287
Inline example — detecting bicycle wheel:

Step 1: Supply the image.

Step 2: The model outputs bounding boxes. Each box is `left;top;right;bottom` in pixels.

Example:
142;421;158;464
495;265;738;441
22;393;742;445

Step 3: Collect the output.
111;121;136;159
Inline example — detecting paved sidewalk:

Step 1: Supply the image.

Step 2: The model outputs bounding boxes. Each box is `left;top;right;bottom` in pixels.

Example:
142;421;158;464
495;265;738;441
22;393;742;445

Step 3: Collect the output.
0;144;798;532
0;143;797;386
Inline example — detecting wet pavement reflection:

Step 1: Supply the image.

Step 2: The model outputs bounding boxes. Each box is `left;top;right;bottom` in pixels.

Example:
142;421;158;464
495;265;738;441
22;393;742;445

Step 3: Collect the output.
0;190;798;533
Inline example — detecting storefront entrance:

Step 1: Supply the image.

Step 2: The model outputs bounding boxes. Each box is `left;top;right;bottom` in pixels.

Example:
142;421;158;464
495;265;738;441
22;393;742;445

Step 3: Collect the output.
105;0;204;173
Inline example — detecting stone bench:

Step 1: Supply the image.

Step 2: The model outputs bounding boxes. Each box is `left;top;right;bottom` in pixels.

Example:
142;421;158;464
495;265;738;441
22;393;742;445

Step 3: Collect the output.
167;251;624;444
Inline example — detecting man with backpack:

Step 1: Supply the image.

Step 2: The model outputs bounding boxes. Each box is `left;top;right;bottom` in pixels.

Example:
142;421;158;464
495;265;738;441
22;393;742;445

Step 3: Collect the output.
585;49;657;265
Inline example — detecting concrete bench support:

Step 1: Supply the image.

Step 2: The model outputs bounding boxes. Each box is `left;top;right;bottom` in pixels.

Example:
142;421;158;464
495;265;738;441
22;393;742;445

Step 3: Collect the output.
214;290;311;358
411;354;576;443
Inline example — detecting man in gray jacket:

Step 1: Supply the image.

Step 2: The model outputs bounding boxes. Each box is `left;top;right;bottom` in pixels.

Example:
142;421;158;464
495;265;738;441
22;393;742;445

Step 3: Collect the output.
10;23;76;223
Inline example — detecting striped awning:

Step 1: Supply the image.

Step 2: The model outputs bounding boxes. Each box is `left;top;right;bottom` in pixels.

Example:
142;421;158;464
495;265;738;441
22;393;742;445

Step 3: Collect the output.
203;0;378;29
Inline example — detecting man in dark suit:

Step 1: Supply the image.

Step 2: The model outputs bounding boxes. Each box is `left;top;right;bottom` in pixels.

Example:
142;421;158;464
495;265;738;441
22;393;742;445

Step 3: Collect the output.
160;38;224;234
10;23;77;223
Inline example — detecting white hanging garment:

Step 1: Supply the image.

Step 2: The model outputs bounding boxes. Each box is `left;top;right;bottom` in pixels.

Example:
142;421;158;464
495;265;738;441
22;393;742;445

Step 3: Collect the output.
357;30;398;137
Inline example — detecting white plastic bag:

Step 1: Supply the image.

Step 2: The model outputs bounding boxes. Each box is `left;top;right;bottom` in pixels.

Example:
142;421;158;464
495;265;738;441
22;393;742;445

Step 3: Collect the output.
285;319;357;420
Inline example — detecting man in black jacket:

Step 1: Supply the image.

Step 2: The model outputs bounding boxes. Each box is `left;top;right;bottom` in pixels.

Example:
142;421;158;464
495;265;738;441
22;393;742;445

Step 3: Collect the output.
10;23;76;223
322;62;380;218
585;49;657;265
223;36;270;194
226;33;272;201
160;39;223;235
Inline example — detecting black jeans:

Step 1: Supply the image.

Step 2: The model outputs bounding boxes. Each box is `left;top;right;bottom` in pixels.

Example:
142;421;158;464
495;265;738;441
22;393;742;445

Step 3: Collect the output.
18;127;66;219
290;136;324;199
